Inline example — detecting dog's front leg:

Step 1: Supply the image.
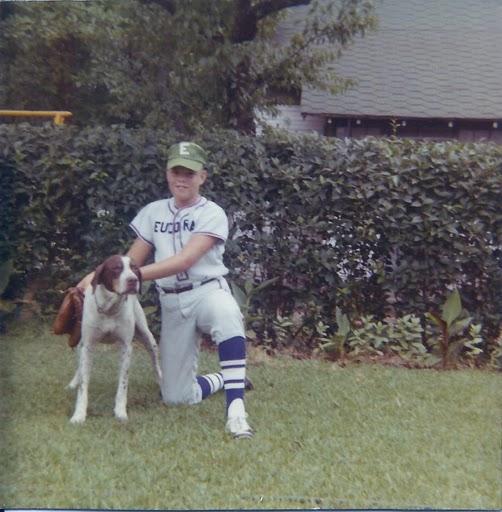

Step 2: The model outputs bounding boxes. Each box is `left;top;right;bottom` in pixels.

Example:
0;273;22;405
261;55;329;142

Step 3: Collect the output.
114;340;133;421
70;341;93;424
68;343;84;389
134;300;162;386
135;327;162;387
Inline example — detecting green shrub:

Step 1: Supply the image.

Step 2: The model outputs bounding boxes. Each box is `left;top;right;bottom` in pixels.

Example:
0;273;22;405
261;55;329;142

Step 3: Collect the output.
1;124;501;357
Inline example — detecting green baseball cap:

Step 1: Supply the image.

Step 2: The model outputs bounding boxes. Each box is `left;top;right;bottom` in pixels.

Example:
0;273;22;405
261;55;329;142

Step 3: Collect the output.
166;142;207;172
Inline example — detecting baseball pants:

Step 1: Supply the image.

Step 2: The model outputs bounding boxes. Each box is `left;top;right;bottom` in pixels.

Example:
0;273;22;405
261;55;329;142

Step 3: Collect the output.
158;277;245;405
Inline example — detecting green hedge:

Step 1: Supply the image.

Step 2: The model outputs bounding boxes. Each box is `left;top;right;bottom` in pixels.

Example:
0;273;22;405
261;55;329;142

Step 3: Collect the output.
1;124;501;352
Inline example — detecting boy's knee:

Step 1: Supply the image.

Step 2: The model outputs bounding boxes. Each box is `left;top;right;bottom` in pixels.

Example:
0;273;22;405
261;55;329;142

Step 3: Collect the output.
162;381;202;405
212;319;245;345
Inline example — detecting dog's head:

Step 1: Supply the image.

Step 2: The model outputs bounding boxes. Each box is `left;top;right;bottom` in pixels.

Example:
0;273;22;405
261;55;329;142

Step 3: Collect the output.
91;255;142;295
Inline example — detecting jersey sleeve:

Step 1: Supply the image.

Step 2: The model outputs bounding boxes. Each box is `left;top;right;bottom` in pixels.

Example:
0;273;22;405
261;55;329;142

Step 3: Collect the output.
129;203;155;246
194;203;229;242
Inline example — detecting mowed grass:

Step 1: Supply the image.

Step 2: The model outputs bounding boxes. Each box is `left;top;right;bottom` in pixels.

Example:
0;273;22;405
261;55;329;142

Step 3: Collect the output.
0;322;500;510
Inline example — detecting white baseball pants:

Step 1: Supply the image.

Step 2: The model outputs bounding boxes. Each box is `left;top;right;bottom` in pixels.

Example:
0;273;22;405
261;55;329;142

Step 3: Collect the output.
158;278;245;405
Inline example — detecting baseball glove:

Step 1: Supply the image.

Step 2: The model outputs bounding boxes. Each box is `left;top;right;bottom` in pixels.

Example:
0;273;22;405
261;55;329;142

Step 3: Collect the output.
53;287;85;348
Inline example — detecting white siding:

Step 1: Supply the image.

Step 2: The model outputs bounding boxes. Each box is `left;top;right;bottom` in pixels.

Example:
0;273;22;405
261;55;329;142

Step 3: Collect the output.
257;105;324;135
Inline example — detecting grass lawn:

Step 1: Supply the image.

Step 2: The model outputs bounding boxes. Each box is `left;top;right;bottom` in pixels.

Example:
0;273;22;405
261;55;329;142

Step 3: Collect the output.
1;321;501;510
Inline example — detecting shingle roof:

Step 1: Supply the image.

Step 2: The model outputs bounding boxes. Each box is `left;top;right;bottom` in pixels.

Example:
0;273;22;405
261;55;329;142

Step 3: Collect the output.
279;0;502;119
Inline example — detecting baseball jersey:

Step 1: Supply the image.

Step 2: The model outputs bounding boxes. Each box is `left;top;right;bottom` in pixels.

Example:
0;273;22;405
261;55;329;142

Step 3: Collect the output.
130;196;229;288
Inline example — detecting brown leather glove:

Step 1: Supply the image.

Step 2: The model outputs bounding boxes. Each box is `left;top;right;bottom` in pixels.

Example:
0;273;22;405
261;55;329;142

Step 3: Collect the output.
53;287;85;347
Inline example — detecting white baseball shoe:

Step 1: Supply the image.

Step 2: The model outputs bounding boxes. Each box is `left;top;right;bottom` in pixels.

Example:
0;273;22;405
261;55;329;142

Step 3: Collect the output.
226;398;254;439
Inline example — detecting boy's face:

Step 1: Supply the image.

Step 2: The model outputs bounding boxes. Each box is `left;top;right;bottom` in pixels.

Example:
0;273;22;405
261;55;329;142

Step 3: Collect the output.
166;166;207;207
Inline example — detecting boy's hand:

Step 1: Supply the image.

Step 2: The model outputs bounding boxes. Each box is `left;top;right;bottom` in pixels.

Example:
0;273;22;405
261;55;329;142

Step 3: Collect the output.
77;272;95;290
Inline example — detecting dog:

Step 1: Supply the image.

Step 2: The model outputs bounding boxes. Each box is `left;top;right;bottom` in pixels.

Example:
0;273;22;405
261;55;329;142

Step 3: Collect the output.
66;254;162;423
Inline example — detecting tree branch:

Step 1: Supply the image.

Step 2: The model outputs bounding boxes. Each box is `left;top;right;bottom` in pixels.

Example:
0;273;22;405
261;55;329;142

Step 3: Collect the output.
253;0;312;22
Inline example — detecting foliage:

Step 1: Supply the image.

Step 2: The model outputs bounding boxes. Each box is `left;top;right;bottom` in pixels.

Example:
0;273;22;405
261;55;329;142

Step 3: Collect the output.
488;329;502;370
318;313;432;364
0;260;13;297
317;307;351;358
0;1;111;124
230;277;279;323
314;290;488;367
262;303;332;353
0;124;501;358
426;289;484;368
0;260;16;332
0;0;376;132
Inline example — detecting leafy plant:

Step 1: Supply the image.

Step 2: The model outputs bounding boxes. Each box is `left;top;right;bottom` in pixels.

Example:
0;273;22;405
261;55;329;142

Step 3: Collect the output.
318;311;431;365
385;314;432;363
317;307;351;359
488;329;502;370
427;289;483;368
464;324;484;362
267;313;296;349
230;277;279;323
346;315;390;356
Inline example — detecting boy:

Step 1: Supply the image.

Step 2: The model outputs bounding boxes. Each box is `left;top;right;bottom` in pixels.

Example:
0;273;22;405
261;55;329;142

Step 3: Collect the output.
80;142;253;439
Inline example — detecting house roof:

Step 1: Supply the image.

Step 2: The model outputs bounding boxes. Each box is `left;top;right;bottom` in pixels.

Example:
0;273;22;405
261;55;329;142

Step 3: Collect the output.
279;0;502;120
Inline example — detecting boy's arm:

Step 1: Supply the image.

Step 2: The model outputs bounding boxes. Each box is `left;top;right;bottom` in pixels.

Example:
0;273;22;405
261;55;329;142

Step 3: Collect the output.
77;238;154;289
127;238;154;266
139;234;217;282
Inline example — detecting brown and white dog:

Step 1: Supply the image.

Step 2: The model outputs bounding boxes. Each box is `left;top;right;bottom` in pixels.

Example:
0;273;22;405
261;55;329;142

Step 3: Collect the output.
68;255;162;423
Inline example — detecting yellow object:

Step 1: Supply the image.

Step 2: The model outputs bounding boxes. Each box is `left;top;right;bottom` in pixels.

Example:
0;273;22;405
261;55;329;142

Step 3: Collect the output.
0;110;72;125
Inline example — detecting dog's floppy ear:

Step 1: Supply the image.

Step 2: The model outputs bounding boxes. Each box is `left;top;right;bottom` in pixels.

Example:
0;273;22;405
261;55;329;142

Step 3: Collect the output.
129;257;142;290
90;263;105;293
91;255;124;293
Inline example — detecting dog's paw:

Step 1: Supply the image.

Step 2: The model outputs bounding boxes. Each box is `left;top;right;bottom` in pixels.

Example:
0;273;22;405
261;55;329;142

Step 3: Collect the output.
69;414;86;424
114;409;128;422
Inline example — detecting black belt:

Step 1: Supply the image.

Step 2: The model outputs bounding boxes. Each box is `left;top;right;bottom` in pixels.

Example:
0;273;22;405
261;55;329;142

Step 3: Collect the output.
160;278;218;294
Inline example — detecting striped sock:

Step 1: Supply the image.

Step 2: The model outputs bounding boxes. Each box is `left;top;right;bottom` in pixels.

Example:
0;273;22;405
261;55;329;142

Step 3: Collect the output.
196;372;224;400
218;336;247;411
